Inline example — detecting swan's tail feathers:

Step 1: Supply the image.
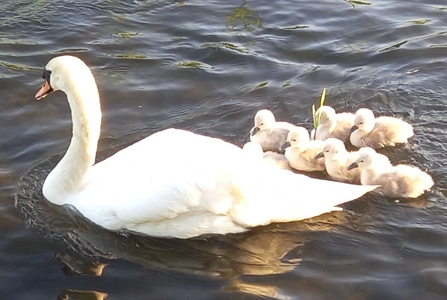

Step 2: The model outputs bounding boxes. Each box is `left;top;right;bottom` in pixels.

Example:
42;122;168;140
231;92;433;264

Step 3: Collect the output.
232;169;378;228
284;180;378;222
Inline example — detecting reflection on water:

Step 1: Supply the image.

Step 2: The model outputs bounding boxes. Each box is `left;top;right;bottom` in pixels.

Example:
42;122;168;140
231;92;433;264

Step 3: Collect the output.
2;0;447;298
58;289;108;300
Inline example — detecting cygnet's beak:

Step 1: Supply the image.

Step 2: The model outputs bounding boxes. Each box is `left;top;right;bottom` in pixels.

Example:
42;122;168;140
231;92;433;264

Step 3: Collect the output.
349;125;359;136
281;141;291;151
35;80;54;100
315;152;324;160
347;162;359;170
250;127;260;136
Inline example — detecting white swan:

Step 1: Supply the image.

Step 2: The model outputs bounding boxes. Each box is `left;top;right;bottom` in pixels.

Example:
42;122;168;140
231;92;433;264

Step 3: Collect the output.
347;147;433;198
242;142;292;171
311;106;354;142
35;55;377;239
282;127;325;172
349;108;414;148
249;109;296;152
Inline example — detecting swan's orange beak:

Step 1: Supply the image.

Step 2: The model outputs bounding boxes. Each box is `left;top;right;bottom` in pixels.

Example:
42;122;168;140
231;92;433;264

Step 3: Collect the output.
35;80;54;100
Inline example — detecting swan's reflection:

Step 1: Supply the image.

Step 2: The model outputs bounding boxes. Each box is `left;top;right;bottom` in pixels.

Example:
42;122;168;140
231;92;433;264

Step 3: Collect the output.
58;289;108;300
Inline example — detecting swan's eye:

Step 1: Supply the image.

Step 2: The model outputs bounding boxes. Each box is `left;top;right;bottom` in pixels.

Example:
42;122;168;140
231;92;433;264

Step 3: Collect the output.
259;123;264;126
292;139;297;142
324;149;329;153
359;160;364;163
42;69;52;82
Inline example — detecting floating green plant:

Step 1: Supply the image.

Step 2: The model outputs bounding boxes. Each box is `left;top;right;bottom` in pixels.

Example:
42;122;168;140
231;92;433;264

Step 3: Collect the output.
177;61;214;69
112;32;139;38
113;53;147;59
201;42;249;54
281;80;291;88
281;25;309;30
0;61;33;71
226;4;262;31
312;88;327;139
344;0;371;7
409;19;430;25
255;81;268;89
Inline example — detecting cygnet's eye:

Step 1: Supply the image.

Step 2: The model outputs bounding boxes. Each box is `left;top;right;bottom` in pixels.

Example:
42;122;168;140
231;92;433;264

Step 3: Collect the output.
324;149;329;153
359;160;364;163
292;139;297;142
259;122;264;126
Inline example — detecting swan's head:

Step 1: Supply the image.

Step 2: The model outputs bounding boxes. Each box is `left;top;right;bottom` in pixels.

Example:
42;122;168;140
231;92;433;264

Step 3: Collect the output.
317;138;345;160
351;108;376;134
316;106;336;127
281;127;310;150
250;109;276;135
35;55;97;101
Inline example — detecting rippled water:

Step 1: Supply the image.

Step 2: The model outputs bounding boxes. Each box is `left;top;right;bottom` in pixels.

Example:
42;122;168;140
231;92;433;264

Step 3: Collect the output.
2;0;447;299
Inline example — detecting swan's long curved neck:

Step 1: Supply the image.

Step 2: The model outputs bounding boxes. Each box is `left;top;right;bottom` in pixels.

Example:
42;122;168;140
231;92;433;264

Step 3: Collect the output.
43;80;101;205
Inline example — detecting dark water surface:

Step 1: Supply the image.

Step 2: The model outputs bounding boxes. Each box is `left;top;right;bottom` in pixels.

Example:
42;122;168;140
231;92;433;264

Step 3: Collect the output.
1;0;447;299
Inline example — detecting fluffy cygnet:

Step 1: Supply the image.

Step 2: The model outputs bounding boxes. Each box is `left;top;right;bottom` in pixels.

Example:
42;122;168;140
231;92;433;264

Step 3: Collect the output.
315;138;363;184
242;142;292;171
250;109;296;152
347;147;433;198
282;127;325;172
311;106;355;142
349;108;414;148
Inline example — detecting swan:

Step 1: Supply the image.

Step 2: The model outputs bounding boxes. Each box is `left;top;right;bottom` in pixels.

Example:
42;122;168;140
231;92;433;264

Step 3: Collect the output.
347;147;433;198
282;127;325;172
34;55;377;239
242;142;292;170
311;106;354;142
249;109;296;152
349;108;414;148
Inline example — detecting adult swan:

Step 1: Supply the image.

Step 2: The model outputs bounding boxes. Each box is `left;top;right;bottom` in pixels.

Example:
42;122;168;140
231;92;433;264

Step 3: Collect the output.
34;55;376;239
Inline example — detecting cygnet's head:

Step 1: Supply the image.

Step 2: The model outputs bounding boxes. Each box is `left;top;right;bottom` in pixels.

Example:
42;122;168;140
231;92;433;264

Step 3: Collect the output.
351;108;376;134
316;106;337;127
35;55;97;100
347;147;377;170
250;109;276;135
281;127;310;150
317;138;346;160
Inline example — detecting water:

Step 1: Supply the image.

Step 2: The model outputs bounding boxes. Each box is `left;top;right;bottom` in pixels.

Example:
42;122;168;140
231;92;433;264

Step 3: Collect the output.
1;0;447;299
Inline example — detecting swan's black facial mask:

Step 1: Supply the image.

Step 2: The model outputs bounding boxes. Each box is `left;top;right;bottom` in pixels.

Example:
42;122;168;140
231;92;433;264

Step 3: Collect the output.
35;69;54;100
